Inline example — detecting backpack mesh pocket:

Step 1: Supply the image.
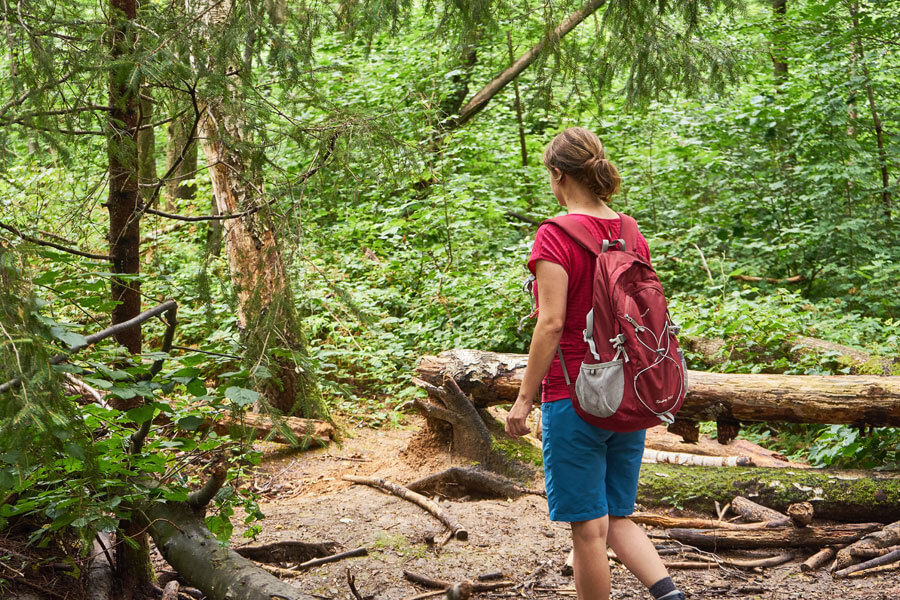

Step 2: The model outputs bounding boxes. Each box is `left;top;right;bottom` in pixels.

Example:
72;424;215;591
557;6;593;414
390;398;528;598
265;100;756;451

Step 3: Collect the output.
575;359;624;418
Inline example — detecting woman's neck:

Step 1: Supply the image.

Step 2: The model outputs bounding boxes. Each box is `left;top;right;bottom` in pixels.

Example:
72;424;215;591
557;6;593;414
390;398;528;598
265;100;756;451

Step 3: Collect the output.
564;191;618;219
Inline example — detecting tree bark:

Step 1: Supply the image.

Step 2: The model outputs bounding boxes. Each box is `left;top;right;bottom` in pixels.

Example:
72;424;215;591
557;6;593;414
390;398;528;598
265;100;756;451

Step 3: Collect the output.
107;0;142;365
415;350;900;426
443;0;607;130
147;501;318;600
637;463;900;523
731;496;790;527
664;523;880;550
138;91;157;207
164;106;197;210
196;0;323;417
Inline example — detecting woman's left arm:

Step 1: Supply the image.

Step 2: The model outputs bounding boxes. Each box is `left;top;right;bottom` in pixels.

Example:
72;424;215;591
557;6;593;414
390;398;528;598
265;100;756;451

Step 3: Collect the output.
505;259;568;437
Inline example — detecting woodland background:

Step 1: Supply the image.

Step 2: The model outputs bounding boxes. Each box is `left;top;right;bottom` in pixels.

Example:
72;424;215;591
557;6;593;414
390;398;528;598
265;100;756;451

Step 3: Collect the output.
0;0;897;597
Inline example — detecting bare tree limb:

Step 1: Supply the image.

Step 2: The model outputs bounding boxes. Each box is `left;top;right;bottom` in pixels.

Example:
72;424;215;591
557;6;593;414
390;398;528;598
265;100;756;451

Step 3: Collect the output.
0;222;111;261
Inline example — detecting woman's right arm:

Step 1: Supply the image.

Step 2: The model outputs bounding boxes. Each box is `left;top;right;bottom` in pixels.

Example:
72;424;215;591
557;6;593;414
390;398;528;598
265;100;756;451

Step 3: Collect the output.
505;259;568;437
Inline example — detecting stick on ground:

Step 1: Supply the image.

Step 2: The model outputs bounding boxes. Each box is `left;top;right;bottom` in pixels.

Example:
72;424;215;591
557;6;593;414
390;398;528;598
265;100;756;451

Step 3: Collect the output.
834;548;900;579
344;475;468;540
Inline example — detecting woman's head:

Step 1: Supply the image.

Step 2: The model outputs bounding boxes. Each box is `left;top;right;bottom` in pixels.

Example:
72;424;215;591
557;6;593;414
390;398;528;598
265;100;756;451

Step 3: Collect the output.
543;127;620;204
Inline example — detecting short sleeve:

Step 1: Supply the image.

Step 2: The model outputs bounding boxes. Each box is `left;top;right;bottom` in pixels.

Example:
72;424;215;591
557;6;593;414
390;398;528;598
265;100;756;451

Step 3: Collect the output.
634;232;652;266
528;224;575;276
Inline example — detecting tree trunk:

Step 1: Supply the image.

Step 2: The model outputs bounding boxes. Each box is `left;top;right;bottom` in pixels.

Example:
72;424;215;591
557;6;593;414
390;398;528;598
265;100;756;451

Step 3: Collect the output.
849;3;892;218
147;501;318;600
107;2;155;595
443;0;607;130
664;522;881;550
196;0;323;418
771;0;787;86
164;107;197;211
138;91;157;207
415;350;900;426
637;463;900;523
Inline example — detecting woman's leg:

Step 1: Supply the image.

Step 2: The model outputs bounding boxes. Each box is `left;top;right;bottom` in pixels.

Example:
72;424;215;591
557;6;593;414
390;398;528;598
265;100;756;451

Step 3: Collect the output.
607;516;669;587
571;516;610;600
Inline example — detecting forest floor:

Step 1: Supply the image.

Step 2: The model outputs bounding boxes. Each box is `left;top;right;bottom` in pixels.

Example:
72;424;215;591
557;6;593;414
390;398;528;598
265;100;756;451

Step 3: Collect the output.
225;415;900;600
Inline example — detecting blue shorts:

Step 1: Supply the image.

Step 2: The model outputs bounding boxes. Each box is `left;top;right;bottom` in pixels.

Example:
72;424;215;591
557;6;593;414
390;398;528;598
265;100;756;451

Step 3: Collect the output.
541;399;646;522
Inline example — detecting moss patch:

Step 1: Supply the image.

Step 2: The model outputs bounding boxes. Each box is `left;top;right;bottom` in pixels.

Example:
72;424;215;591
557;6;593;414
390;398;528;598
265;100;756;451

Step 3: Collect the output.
371;532;427;559
492;436;543;467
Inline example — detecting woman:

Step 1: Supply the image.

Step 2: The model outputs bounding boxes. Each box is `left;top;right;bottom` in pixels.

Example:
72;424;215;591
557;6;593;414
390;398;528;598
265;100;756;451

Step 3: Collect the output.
505;127;685;600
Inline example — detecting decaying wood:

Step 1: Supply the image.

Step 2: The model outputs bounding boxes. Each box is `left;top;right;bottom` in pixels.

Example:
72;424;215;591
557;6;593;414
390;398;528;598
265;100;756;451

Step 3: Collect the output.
637;465;900;523
411;377;524;474
147;501;318;600
406;467;543;500
835;520;900;570
801;546;839;572
664;522;881;550
210;412;334;446
161;581;180;600
787;502;814;527
629;512;771;531
681;550;797;569
849;544;900;559
731;496;790;527
845;561;900;578
403;571;513;592
415;350;900;426
235;540;339;564
834;548;900;579
343;475;468;540
642;448;752;467
667;419;700;443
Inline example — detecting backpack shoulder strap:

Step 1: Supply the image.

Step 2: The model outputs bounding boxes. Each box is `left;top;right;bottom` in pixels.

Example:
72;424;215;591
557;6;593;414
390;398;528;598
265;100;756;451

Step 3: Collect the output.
542;215;602;255
617;213;640;253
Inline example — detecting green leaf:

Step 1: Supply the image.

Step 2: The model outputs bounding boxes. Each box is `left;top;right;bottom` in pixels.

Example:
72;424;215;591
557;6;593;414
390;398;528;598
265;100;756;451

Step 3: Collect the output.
225;386;258;407
125;404;156;424
176;415;204;431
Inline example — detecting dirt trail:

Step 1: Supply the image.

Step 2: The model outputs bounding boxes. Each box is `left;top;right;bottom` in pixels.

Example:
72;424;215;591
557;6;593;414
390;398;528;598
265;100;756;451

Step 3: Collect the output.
233;417;900;600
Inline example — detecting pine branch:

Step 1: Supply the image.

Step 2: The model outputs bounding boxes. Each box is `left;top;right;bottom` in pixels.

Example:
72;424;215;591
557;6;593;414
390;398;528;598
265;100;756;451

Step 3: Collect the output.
0;222;111;261
0;300;177;394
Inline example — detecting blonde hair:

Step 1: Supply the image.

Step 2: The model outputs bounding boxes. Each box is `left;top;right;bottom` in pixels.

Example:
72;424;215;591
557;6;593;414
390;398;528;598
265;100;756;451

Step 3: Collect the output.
543;127;621;203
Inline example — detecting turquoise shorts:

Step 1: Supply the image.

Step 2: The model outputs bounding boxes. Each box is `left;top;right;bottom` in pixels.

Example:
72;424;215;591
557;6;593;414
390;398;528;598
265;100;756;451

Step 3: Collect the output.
541;399;646;522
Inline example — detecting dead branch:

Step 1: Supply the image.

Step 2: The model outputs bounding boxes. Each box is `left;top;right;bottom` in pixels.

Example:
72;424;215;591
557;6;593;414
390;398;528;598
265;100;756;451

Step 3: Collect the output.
343;475;467;540
730;496;790;527
642;448;753;467
402;571;513;593
0;221;110;261
296;547;368;570
186;465;227;511
835;520;900;570
347;568;364;600
405;466;543;500
834;548;900;579
801;546;840;572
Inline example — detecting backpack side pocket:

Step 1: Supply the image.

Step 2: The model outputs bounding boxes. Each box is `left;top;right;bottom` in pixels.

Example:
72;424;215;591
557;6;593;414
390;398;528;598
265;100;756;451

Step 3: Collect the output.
575;359;624;418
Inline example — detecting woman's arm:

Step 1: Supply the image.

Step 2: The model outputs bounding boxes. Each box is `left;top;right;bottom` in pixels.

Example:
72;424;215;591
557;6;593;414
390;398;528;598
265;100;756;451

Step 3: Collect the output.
505;259;568;437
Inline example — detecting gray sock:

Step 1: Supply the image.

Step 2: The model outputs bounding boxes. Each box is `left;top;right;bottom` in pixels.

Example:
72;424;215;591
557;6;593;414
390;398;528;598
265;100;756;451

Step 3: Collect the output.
649;577;684;600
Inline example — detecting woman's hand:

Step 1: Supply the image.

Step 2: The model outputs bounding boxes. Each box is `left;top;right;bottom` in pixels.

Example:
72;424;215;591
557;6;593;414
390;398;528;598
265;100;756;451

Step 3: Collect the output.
505;396;534;437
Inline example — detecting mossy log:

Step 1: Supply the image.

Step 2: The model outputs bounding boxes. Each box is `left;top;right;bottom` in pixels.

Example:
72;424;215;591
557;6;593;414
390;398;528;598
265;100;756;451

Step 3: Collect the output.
147;501;317;600
637;463;900;523
416;350;900;426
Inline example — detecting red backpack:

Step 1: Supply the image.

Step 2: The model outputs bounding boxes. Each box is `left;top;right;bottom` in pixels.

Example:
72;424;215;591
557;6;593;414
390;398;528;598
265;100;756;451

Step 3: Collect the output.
539;213;687;432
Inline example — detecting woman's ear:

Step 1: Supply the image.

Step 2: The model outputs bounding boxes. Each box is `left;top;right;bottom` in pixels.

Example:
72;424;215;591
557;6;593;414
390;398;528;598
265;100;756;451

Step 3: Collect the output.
553;168;565;183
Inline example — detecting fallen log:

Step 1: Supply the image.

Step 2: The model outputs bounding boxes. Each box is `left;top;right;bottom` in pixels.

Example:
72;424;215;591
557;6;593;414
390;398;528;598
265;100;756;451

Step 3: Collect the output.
637;464;900;523
835;520;900;570
664;522;880;550
147;501;318;600
731;496;790;527
342;474;468;540
646;428;805;467
211;412;335;446
834;548;900;579
416;350;900;426
405;467;544;500
629;512;771;531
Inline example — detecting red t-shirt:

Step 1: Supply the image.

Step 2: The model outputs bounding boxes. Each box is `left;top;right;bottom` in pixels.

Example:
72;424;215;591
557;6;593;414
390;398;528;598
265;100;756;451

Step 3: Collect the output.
527;213;652;403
